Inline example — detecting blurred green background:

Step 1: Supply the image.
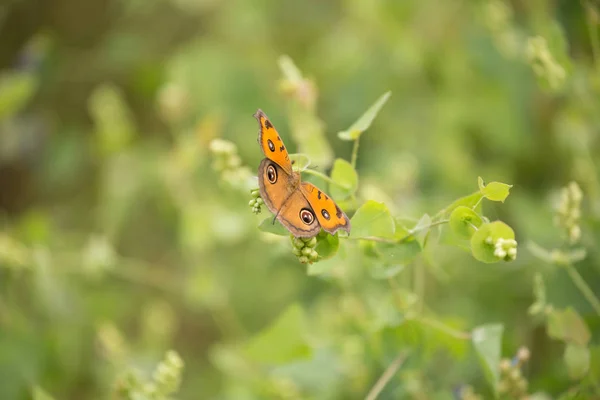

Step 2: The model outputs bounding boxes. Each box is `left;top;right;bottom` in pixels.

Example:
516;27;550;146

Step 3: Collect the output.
1;0;600;399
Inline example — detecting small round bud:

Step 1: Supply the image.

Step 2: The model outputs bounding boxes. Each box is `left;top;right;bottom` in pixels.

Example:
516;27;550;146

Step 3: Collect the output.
499;359;512;372
509;367;521;381
292;237;304;249
301;247;313;257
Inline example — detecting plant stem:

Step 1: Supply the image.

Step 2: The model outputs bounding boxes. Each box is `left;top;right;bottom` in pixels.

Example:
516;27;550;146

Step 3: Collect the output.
417;316;472;340
565;263;600;316
302;168;348;189
364;353;407;400
346;219;450;244
351;137;360;169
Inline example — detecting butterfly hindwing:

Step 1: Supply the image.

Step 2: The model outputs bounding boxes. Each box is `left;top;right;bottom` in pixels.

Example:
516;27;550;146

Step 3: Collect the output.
258;159;321;238
300;182;351;235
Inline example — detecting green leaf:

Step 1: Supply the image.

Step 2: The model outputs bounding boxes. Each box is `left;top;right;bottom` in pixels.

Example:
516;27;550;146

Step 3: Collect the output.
0;71;38;121
477;176;485;191
245;304;311;364
329;158;359;199
470;221;515;263
89;83;135;155
32;387;55;400
278;55;304;85
547;308;591;346
479;179;513;203
316;231;339;260
564;343;590;380
472;323;504;394
449;206;483;239
375;240;421;264
438;192;484;218
258;217;289;236
337;91;391;141
351;201;395;239
290;153;311;172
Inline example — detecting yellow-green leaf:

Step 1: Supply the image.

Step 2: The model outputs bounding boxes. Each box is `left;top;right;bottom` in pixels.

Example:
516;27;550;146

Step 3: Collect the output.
337;91;391;141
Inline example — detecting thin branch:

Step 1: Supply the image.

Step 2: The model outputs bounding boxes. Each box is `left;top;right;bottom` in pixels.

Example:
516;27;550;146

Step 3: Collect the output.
351;136;360;169
416;316;472;340
365;353;407;400
565;263;600;317
346;219;450;244
302;168;348;189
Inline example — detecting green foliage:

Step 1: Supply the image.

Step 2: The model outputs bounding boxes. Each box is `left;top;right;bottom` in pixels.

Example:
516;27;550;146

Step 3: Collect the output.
450;206;483;239
470;221;517;263
244;304;310;364
472;324;504;393
1;1;600;399
337;91;391;141
547;308;591;347
329;158;359;200
478;177;512;203
0;71;38;121
564;344;590;380
350;200;395;239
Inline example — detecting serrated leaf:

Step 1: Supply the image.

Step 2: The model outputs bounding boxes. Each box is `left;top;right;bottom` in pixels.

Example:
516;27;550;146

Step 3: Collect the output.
351;201;395;239
480;181;512;203
472;323;504;394
564;343;590;380
258;217;289;236
245;304;311;364
290;153;311;172
329;158;358;199
547;308;591;346
337;91;391;141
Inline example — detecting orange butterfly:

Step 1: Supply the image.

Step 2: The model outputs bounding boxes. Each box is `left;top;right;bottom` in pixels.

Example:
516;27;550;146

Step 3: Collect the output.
255;109;351;238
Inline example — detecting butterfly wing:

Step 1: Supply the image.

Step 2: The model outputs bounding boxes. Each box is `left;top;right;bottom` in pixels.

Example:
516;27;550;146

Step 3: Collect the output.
254;109;293;175
258;159;321;238
300;182;351;235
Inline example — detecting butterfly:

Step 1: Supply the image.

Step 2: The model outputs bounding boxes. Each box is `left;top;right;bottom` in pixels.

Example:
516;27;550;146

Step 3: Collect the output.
254;109;351;238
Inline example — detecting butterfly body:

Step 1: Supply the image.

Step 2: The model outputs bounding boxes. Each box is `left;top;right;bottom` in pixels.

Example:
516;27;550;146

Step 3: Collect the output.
254;109;351;238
